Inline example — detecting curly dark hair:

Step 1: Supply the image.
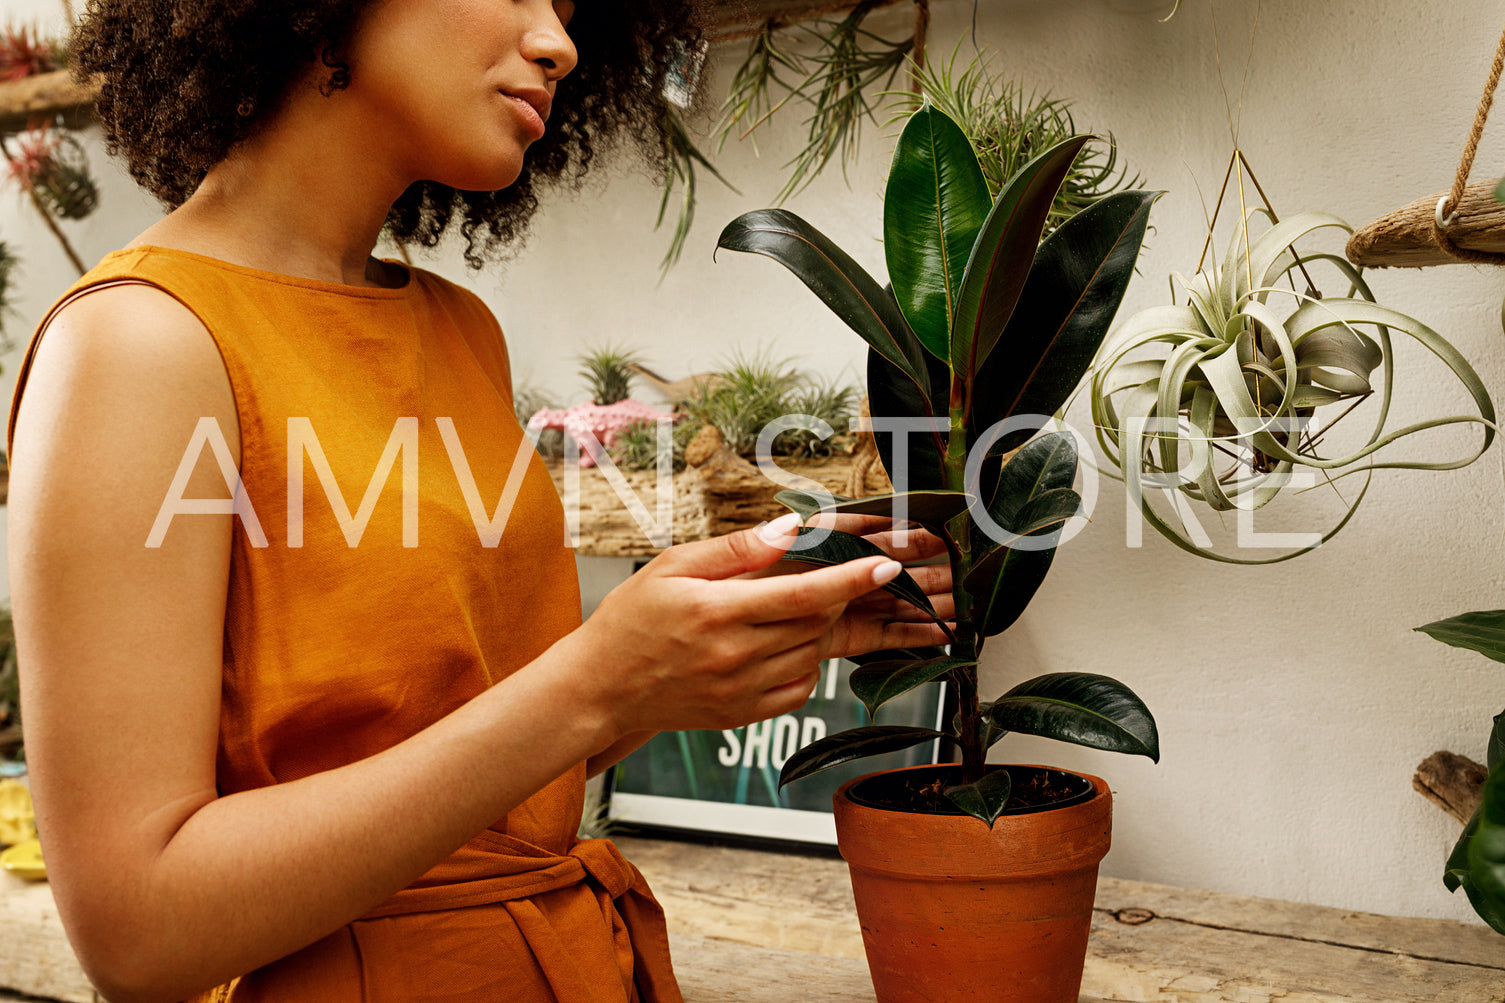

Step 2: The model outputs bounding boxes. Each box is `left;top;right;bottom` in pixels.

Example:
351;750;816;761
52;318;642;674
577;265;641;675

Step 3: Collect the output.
72;0;707;266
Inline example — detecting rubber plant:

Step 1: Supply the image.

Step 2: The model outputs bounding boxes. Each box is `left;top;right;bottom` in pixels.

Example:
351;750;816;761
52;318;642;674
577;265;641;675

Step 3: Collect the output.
1413;610;1505;935
717;103;1161;824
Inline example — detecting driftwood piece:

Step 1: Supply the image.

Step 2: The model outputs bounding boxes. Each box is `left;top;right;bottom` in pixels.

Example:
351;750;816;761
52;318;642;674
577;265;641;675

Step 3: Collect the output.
0;71;98;134
548;447;867;558
1414;750;1488;825
1346;184;1505;268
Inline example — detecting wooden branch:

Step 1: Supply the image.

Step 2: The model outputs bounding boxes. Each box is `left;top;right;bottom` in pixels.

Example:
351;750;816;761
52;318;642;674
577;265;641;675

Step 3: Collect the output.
1346;182;1505;268
1413;750;1487;825
0;71;99;134
709;0;907;40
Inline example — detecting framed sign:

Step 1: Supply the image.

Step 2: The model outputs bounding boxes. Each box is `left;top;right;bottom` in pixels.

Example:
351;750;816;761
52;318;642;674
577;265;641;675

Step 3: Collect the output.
607;657;948;845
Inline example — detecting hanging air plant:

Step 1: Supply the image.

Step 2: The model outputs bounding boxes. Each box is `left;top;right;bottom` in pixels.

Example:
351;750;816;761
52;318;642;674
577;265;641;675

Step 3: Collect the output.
5;126;99;221
0;23;63;83
0;239;18;346
1088;160;1496;563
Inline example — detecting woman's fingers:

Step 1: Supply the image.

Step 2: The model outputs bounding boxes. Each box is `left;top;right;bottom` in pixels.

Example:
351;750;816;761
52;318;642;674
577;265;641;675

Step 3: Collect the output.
651;512;804;581
725;555;901;625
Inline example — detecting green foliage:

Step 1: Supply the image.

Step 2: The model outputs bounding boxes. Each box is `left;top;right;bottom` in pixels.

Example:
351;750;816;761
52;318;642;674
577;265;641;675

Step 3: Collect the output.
1090;179;1495;563
576;344;644;406
1416;612;1505;934
0;240;17;346
682;350;856;458
719;103;1159;825
890;49;1141;232
609;416;698;472
657;103;740;271
0;605;18;763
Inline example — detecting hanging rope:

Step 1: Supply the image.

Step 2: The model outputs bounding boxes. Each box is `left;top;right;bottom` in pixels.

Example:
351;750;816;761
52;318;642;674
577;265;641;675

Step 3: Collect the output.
1430;17;1505;264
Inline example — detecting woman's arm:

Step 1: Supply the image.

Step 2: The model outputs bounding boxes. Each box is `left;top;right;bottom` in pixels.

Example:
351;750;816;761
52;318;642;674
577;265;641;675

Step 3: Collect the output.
10;286;905;1003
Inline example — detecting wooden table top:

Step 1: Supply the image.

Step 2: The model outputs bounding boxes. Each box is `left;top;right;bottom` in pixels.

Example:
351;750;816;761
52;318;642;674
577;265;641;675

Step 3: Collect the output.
617;836;1505;1003
2;835;1502;1002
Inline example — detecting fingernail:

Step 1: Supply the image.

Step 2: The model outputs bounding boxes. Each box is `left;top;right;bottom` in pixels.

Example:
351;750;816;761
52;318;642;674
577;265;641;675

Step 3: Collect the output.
872;560;903;585
757;512;802;544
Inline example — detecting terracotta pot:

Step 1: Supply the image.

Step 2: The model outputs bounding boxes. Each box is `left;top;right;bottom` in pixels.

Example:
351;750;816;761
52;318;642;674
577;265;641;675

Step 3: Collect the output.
832;763;1111;1003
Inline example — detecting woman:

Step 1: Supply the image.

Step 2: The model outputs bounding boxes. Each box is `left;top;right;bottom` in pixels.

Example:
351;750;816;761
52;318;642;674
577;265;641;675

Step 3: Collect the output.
6;1;953;1001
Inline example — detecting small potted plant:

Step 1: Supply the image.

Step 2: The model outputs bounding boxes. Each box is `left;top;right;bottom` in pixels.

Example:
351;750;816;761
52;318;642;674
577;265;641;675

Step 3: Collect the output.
718;104;1159;1002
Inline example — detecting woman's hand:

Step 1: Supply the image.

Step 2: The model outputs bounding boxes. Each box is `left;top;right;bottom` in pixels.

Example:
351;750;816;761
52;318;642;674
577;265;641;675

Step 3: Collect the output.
565;513;906;741
799;511;956;659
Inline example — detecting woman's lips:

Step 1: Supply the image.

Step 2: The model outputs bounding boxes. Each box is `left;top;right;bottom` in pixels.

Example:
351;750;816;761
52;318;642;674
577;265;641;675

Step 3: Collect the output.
502;93;546;140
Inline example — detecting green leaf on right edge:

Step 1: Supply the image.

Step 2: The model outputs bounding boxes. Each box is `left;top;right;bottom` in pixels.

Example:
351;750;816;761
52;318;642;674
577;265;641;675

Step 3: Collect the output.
989;672;1160;761
884;103;993;360
850;656;976;719
1415;610;1505;666
780;528;937;619
944;768;1013;827
778;725;948;788
1446;758;1505;934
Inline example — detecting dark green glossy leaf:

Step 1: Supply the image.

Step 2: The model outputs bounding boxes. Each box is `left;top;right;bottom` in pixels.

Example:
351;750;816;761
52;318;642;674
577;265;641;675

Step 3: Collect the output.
718;209;930;397
848;645;948;667
951;136;1089;385
774;488;854;522
775;488;972;532
967;544;1054;637
885;104;993;360
1006;487;1083;537
1447;757;1505;934
868;344;949;491
966;435;1079;636
1415;610;1505;666
989;672;1159;761
1490;711;1503;773
986;432;1079;528
850;656;975;719
778;725;948;788
971;189;1160;455
1471;757;1505;903
944;768;1013;827
780;528;936;618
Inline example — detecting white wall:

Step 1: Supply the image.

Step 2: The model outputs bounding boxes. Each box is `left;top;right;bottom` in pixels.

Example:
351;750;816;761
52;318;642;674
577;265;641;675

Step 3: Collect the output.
4;0;1504;925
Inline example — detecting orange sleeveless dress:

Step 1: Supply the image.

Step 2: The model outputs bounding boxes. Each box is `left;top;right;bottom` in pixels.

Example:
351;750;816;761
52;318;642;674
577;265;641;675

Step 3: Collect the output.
6;247;682;1003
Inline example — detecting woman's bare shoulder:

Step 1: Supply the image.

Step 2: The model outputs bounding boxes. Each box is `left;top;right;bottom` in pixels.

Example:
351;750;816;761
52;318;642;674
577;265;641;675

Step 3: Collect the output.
18;280;240;466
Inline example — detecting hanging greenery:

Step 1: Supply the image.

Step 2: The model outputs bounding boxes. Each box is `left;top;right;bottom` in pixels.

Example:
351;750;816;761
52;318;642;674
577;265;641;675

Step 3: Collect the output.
887;49;1139;229
1087;155;1497;562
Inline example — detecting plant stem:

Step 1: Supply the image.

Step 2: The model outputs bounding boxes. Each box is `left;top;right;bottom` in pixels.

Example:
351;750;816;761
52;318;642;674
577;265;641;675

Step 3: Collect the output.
28;188;85;276
944;367;984;785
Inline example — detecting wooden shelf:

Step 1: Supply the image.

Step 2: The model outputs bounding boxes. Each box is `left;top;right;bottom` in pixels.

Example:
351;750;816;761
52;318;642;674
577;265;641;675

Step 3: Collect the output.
0;71;98;134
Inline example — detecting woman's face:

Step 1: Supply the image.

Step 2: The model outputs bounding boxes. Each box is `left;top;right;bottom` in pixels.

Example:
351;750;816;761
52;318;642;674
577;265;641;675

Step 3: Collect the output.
340;0;578;192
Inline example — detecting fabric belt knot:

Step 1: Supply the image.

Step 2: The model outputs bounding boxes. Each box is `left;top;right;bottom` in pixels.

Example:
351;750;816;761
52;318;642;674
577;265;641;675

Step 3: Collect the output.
355;827;683;1002
570;837;635;899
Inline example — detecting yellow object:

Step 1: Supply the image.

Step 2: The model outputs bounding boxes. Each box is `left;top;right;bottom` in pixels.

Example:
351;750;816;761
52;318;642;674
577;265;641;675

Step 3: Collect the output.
0;838;44;880
0;779;35;846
